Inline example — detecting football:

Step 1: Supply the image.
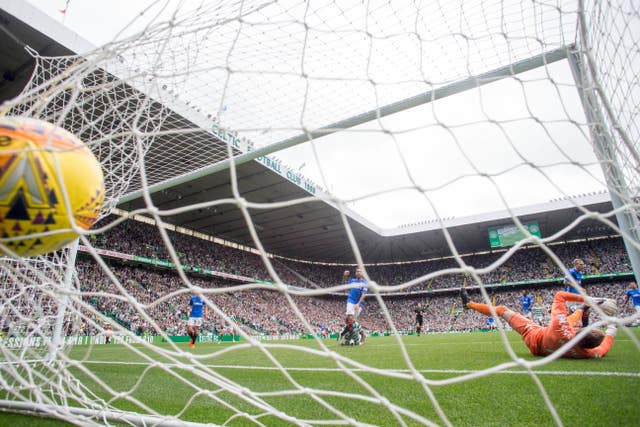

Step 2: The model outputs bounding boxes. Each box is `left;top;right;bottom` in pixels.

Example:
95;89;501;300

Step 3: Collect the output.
596;298;618;317
0;116;105;257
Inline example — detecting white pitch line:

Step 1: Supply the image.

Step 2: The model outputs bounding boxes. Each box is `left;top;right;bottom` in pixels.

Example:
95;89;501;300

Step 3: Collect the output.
1;359;638;378
69;361;640;378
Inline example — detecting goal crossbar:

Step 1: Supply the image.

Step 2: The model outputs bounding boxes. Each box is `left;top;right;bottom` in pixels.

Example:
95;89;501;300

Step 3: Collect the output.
118;46;571;205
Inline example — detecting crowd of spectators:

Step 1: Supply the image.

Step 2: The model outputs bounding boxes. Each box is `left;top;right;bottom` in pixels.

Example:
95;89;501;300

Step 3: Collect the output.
93;217;631;290
58;216;636;338
74;256;636;337
76;258;351;337
3;215;634;340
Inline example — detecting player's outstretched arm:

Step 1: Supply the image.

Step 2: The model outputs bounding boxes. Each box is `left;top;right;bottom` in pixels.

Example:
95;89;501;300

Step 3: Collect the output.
585;325;616;358
342;270;350;284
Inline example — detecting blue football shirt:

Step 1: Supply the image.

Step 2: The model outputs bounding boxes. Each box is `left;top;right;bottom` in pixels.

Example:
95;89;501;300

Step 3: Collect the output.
563;268;583;294
346;278;368;305
189;296;205;318
627;289;640;307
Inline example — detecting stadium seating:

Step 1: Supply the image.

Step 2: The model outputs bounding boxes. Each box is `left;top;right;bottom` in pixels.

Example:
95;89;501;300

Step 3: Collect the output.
67;216;635;336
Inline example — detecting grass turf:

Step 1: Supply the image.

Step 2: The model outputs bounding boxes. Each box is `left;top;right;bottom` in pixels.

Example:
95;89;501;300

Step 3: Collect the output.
2;328;639;426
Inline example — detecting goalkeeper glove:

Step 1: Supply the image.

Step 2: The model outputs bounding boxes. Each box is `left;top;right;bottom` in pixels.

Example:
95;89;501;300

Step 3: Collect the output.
605;324;617;337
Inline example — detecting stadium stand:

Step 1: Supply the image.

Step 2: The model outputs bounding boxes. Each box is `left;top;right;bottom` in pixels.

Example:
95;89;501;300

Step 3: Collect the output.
70;215;635;336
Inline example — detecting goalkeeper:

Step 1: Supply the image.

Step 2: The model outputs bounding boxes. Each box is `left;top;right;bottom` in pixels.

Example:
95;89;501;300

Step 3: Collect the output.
460;289;615;359
338;314;365;346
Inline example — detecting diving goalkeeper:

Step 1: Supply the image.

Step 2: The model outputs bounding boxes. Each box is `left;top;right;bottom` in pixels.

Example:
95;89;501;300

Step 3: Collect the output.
460;289;615;358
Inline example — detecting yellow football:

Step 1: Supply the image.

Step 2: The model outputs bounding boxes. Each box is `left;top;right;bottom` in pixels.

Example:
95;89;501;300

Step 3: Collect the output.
0;116;105;257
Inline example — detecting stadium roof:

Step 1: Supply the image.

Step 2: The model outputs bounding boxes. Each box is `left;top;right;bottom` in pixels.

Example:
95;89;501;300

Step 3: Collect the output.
0;2;617;264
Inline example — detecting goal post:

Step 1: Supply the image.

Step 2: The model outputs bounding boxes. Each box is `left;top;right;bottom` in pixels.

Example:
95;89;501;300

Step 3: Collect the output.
46;239;80;363
567;49;640;284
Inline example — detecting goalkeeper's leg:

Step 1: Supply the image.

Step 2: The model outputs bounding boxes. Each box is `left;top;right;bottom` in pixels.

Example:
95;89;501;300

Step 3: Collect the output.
460;288;508;317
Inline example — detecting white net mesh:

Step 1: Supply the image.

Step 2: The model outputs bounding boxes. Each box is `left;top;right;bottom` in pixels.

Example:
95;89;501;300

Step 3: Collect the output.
0;0;639;426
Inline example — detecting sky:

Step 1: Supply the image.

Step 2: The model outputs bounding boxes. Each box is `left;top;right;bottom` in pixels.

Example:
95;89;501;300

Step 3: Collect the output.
272;59;607;228
25;0;609;229
28;0;171;46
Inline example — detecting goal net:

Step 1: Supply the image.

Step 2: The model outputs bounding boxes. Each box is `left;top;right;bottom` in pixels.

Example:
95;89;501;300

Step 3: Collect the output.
0;0;639;425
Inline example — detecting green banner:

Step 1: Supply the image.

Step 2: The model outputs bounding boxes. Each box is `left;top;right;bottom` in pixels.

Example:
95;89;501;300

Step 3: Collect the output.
488;221;541;248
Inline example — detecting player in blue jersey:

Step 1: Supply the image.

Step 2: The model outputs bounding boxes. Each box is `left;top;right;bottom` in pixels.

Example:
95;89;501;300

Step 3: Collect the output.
485;316;496;330
521;291;533;319
343;267;368;319
623;282;640;325
187;294;206;348
563;258;585;293
562;258;590;327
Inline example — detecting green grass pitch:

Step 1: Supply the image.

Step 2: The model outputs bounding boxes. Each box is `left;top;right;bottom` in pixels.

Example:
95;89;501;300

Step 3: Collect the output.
3;328;640;426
